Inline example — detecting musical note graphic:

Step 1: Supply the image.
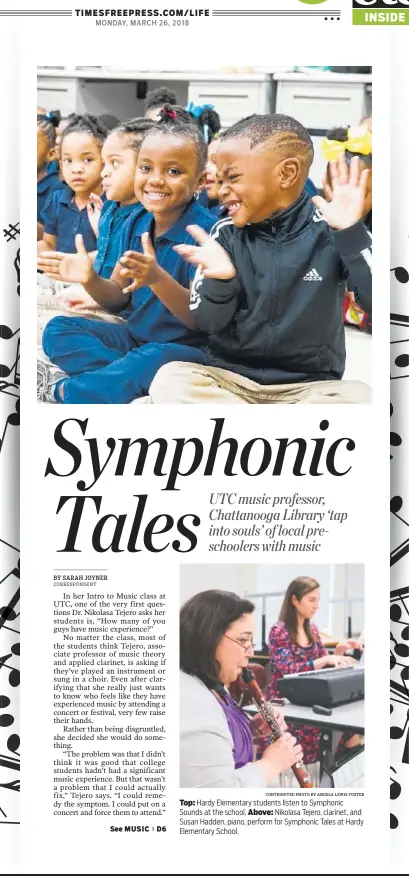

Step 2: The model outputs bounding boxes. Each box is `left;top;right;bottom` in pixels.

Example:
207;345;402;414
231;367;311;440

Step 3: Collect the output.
390;767;401;829
12;337;20;385
0;213;20;824
390;498;409;567
391;708;409;763
390;403;402;459
0;696;13;729
0;780;19;792
390;251;409;836
0;326;20;388
391;313;409;326
390;584;409;825
0;645;20;689
2;223;19;243
391;267;409;284
7;734;19;755
390;630;409;660
0;547;20;822
0;753;19;772
391;338;409;380
14;249;20;298
390;766;401;799
0;326;18;342
0;399;20;455
390;586;409;627
0;375;19;401
0;558;19;599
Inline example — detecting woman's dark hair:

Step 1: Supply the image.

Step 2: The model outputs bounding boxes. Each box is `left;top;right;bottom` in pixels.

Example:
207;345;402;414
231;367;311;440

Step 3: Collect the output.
326;125;372;186
37;112;60;147
279;577;320;646
61;113;107;147
180;589;255;688
144;86;177;115
139;103;207;172
111;117;155;150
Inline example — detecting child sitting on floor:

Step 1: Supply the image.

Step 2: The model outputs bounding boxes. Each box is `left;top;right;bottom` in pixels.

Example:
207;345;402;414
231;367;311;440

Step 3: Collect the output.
37;106;215;405
138;112;372;405
38;113;106;257
37;117;154;328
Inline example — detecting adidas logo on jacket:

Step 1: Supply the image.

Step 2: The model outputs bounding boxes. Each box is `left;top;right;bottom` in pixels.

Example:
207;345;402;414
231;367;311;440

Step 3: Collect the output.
303;268;322;282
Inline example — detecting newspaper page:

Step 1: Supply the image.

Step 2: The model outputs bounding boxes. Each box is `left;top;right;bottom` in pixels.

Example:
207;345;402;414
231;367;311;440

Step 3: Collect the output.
0;0;407;873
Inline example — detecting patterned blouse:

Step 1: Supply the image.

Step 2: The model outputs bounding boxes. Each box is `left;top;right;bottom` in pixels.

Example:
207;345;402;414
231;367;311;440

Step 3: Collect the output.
264;621;327;764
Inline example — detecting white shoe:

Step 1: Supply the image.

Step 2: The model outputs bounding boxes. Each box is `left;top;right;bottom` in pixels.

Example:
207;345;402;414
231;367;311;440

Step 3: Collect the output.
37;359;66;403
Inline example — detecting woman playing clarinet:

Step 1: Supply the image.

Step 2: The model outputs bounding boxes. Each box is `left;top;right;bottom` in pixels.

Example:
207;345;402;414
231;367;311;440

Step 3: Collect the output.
180;589;303;788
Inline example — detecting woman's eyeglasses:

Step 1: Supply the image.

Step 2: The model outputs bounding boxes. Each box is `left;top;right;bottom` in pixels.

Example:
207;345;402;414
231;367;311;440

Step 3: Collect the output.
223;634;254;653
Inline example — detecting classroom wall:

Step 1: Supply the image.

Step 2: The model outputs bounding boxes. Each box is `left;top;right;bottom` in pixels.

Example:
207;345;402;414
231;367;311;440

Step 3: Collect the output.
180;564;254;603
77;79;189;120
37;71;371;188
179;563;365;647
251;564;331;645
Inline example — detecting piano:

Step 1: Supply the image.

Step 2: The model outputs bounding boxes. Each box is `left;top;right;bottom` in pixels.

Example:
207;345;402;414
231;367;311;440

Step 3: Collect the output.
277;666;365;708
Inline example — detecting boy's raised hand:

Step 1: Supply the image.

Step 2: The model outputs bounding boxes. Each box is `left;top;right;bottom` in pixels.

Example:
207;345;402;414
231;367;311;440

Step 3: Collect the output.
37;234;93;284
312;154;370;230
320;174;334;204
119;232;160;292
174;225;236;279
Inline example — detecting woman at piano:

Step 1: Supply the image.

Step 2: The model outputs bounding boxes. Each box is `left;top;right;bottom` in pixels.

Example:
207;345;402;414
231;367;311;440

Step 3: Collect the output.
265;576;363;764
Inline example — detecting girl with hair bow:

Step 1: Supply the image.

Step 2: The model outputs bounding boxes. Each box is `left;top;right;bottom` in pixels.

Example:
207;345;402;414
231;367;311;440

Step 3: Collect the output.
185;100;221;144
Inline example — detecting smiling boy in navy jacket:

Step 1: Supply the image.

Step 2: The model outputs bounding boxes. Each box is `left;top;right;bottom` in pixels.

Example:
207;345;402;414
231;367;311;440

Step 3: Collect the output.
140;113;372;405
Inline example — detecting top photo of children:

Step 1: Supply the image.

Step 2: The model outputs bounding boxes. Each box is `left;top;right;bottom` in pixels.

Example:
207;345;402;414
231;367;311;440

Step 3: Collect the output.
37;66;372;405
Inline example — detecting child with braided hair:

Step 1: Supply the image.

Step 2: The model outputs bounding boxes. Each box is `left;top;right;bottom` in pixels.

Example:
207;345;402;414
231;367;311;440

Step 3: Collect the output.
187;103;221;145
38;113;107;256
144;87;178;120
37;117;155;331
38;105;215;404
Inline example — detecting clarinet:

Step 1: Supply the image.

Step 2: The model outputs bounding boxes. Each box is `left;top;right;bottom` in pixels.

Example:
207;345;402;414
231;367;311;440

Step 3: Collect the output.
241;667;312;788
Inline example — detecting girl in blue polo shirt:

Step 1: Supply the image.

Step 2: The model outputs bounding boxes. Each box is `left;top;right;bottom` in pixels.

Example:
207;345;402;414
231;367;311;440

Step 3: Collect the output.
38;114;106;256
37;112;66;238
37;117;154;318
38;106;215;404
92;117;155;279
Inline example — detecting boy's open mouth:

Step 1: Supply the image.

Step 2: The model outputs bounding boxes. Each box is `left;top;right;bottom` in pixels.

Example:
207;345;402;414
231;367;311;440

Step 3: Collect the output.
225;200;242;216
